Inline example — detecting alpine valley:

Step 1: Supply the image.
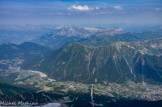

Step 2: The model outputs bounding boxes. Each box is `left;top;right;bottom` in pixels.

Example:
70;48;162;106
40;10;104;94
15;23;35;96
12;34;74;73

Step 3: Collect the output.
0;25;162;107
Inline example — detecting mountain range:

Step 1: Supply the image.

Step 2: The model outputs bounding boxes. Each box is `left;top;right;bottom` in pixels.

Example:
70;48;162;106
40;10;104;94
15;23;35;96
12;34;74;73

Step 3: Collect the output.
22;38;162;85
0;26;162;106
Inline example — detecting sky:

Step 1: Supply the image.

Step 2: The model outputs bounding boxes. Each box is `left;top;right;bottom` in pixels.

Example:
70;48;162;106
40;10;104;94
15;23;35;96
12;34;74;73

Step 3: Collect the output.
0;0;162;26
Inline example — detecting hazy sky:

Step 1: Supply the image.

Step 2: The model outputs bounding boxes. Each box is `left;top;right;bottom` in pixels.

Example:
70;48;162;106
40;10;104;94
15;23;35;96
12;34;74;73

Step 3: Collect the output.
0;0;162;26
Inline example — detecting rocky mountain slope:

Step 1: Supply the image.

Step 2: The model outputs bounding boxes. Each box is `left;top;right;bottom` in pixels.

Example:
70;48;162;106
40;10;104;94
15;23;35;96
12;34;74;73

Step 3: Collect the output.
79;31;162;47
23;38;162;84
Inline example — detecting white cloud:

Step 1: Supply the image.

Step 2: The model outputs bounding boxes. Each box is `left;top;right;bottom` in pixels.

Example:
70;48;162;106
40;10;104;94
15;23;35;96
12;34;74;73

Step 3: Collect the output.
155;8;161;11
95;6;99;10
68;5;93;11
114;6;122;10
